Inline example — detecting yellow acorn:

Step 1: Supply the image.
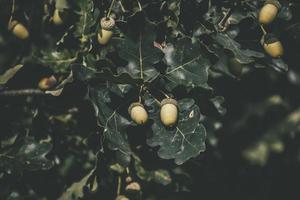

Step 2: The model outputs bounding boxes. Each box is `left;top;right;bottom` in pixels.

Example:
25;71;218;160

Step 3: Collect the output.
128;102;148;125
115;195;129;200
258;0;281;25
52;9;64;25
97;17;115;45
125;182;141;192
262;33;284;58
8;20;29;40
160;98;178;127
38;75;57;90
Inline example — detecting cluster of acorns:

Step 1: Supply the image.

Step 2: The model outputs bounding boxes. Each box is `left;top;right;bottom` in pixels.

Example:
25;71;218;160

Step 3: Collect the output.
258;0;284;58
7;8;66;40
115;176;141;200
128;98;179;127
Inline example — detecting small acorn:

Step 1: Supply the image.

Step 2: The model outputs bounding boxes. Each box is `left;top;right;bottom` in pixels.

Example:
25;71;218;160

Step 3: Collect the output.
115;195;129;200
258;0;281;25
128;102;148;125
8;20;29;40
160;98;178;127
262;33;284;58
52;9;64;25
38;75;57;90
97;17;115;45
125;182;141;192
125;176;133;183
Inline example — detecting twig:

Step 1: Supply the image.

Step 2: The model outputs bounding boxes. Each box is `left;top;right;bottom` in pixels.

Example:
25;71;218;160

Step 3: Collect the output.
136;0;142;11
107;0;116;18
8;0;15;25
117;176;122;195
0;89;45;96
260;25;267;35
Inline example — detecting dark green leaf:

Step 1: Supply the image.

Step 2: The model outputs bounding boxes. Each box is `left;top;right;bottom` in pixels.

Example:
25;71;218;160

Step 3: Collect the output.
164;38;211;90
213;33;264;64
146;97;206;165
74;0;96;41
88;87;132;165
38;50;77;73
0;136;53;173
111;23;164;83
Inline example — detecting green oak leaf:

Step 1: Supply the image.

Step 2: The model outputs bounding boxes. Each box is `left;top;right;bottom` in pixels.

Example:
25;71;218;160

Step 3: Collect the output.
133;154;172;185
213;33;264;64
145;97;206;165
164;37;211;90
0;136;53;173
74;0;96;41
111;23;164;83
38;50;77;73
88;86;132;166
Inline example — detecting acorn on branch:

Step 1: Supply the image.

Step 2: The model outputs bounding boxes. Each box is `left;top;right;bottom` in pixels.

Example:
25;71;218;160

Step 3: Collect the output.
258;0;281;25
52;9;64;25
115;195;129;200
97;17;115;45
125;182;141;192
160;98;178;127
262;33;284;58
38;75;57;90
8;20;29;40
128;102;148;125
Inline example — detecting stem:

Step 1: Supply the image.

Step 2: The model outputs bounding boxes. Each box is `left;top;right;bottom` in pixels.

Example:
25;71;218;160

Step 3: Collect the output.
159;90;170;98
136;0;142;11
208;0;212;10
118;0;126;13
0;89;45;96
218;8;231;31
139;35;143;79
145;89;161;105
107;0;116;18
138;85;144;103
117;176;121;195
8;0;15;25
260;25;267;35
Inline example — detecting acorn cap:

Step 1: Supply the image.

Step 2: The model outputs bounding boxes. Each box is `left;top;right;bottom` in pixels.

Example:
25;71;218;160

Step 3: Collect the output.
128;102;144;115
115;195;129;200
161;98;178;107
264;0;281;10
100;17;115;31
8;20;19;30
264;33;280;44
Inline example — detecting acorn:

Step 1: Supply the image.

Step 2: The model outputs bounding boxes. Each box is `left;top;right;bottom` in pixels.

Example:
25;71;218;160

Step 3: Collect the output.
115;195;129;200
125;176;133;183
128;102;148;125
97;17;115;45
258;0;281;25
160;98;178;127
262;33;284;58
38;75;57;90
125;182;141;192
52;9;64;25
8;20;29;40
